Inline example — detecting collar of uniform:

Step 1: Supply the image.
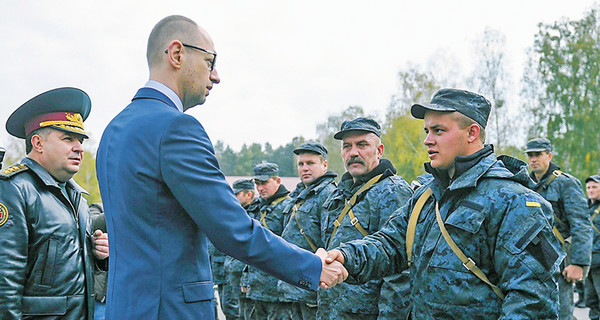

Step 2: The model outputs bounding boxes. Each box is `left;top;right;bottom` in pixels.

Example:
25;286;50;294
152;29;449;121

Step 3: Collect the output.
293;171;337;201
425;151;497;192
339;158;396;194
260;184;290;206
22;157;89;194
590;199;600;209
144;80;184;112
530;161;561;183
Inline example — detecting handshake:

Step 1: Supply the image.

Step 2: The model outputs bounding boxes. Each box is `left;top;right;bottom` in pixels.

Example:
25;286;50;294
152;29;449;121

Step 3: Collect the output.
316;248;347;289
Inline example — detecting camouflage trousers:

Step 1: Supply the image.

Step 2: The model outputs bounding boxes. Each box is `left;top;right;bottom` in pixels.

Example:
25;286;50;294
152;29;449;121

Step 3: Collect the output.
277;302;317;320
585;266;600;320
249;300;295;320
239;296;252;320
218;283;240;320
316;306;378;320
558;274;575;320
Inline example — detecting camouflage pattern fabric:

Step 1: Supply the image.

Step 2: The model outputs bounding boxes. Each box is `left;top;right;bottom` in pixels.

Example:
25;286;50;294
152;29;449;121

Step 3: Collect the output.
338;150;564;319
317;159;413;318
277;171;337;308
531;162;592;319
249;300;295;320
246;185;293;304
224;256;243;320
585;200;600;320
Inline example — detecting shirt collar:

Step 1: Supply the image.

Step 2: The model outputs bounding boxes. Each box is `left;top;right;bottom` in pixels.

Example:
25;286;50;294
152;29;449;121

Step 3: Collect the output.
144;80;184;112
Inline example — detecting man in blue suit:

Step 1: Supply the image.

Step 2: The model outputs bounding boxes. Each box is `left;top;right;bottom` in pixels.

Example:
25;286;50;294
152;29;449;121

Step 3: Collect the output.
96;15;347;320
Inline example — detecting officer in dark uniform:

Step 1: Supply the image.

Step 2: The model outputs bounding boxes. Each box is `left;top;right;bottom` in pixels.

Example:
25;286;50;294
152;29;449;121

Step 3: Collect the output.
585;174;600;320
526;138;593;320
0;87;109;320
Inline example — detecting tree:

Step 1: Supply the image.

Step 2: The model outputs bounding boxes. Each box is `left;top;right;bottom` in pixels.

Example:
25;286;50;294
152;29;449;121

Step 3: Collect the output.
468;27;513;152
383;67;440;183
74;150;101;204
527;6;600;180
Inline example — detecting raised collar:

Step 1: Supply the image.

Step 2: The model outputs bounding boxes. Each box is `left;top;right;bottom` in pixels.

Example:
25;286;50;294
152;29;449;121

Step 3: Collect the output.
21;157;88;194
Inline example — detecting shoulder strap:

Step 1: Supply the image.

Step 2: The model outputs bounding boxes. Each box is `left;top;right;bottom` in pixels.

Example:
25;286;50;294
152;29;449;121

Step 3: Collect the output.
326;174;383;248
289;200;318;252
259;195;291;230
591;205;600;235
434;202;505;300
406;188;433;267
0;163;29;180
535;170;563;193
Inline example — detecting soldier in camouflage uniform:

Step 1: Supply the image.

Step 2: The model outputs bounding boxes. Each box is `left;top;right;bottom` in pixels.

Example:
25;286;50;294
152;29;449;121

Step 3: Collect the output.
245;162;294;319
277;142;337;320
585;175;600;320
224;179;256;320
317;118;413;320
526;138;593;320
327;89;564;319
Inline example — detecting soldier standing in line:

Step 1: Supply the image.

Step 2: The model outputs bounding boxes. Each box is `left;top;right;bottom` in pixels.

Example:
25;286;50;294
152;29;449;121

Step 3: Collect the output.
244;162;294;319
325;89;564;319
584;175;600;320
316;118;413;320
277;142;337;320
224;179;256;320
526;138;593;320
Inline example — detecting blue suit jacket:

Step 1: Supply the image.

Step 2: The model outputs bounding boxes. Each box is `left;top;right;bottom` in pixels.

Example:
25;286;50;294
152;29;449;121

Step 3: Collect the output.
96;88;321;320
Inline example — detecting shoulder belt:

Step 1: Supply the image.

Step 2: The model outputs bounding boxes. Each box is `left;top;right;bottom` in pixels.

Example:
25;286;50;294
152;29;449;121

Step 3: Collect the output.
591;205;600;235
289;199;318;252
405;188;504;300
0;163;29;180
326;174;383;248
536;170;569;242
535;170;563;193
259;195;291;231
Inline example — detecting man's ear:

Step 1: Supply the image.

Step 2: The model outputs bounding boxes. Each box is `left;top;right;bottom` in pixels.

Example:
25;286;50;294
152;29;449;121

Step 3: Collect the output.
467;124;480;143
165;40;184;69
30;134;44;153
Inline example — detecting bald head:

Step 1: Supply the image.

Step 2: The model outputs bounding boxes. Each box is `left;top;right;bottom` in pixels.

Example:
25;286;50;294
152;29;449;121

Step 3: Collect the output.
146;15;201;68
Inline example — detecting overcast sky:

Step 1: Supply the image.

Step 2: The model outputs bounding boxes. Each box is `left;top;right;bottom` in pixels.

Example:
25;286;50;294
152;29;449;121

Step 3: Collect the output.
0;1;594;152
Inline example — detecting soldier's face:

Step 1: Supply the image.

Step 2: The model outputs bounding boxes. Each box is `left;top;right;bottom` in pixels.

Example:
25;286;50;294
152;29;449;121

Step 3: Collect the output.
178;27;220;111
236;190;254;206
526;151;552;175
297;153;327;185
587;181;600;201
423;111;471;171
341;132;383;179
32;129;84;182
255;177;280;199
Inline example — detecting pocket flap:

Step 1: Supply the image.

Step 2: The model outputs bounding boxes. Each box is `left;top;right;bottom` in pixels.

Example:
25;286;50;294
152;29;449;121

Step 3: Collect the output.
182;281;214;303
445;201;486;234
22;296;67;315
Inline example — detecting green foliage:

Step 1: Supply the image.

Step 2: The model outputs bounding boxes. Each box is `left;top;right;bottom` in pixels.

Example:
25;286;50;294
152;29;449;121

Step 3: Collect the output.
74;150;101;203
528;6;600;180
381;114;429;183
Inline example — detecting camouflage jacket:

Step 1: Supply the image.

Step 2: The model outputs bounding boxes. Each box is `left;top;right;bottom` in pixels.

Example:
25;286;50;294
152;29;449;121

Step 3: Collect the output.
226;204;253;300
339;148;564;319
318;159;413;315
246;185;293;302
531;162;592;266
208;243;227;285
277;171;337;304
589;200;600;266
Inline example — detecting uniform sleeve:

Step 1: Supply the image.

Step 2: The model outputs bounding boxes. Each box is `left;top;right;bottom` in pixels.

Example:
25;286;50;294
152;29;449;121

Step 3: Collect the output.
339;198;412;282
495;194;563;319
159;114;322;291
374;179;413;230
560;176;593;266
0;181;28;319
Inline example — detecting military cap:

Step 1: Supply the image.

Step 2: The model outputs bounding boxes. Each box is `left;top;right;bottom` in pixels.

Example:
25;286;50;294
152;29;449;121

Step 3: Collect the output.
524;138;552;153
253;162;279;182
233;179;255;193
6;87;91;139
293;142;328;158
411;88;491;128
333;117;381;140
586;175;600;184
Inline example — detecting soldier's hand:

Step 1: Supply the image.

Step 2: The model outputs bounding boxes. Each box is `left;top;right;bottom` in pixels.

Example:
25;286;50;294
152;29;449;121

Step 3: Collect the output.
240;286;248;293
562;264;584;283
92;230;109;260
316;248;348;289
325;249;345;264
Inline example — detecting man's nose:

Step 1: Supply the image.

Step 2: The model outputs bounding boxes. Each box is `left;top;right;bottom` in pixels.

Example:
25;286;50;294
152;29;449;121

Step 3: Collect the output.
424;133;434;146
210;69;220;84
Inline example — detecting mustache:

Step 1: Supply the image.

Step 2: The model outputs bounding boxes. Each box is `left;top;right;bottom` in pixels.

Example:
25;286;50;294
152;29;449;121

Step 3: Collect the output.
346;156;365;166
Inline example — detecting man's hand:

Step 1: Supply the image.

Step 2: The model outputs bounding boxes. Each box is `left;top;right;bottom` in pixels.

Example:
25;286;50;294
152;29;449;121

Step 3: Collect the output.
241;286;248;294
325;249;345;264
316;248;348;289
92;230;109;260
563;264;584;283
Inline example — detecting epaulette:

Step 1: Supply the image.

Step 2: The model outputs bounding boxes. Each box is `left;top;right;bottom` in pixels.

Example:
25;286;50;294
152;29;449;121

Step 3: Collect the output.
0;163;29;180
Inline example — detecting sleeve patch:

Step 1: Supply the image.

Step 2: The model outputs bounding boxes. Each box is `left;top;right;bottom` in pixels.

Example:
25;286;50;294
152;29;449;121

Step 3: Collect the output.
0;203;8;227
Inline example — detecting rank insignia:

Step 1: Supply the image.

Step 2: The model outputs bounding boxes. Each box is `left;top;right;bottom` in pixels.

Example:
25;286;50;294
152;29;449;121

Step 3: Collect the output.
0;203;8;227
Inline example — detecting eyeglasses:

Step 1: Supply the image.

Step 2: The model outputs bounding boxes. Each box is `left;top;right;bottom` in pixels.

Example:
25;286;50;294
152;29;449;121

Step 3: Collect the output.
164;43;217;71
